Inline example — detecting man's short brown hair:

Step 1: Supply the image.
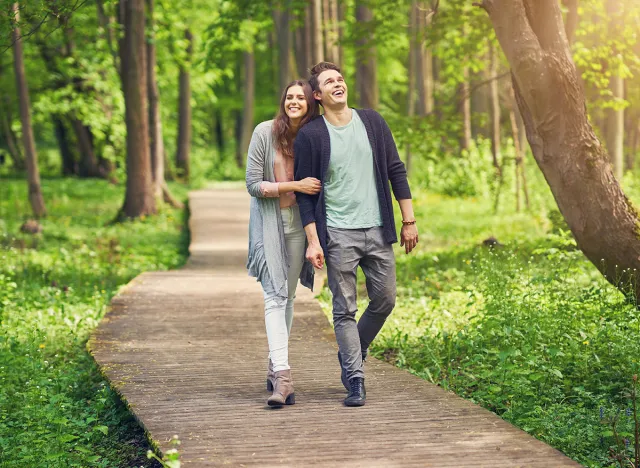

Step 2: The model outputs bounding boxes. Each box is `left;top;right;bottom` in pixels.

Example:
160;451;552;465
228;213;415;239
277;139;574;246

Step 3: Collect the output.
309;61;341;93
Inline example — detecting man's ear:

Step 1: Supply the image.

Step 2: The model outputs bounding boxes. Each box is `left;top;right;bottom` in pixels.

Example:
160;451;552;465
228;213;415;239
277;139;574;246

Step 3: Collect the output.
313;90;322;102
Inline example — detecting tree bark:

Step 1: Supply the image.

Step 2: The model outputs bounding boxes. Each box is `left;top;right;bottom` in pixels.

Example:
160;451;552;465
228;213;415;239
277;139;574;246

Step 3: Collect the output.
176;28;193;181
311;0;323;64
480;0;640;300
416;1;434;116
606;73;625;181
355;2;378;109
70;118;103;177
562;0;578;45
406;1;418;175
489;43;502;177
0;95;24;170
53;117;76;175
294;7;310;77
324;0;340;63
119;0;155;219
459;67;472;151
236;51;255;168
146;0;179;207
12;3;46;218
273;4;291;91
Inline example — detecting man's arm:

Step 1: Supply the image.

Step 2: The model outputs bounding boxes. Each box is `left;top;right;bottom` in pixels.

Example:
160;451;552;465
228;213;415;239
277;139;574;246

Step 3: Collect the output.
293;132;317;227
303;222;324;269
294;131;325;268
377;112;418;254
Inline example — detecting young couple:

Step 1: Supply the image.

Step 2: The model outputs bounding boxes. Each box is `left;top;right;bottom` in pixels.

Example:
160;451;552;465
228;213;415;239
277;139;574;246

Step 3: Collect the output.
246;61;418;409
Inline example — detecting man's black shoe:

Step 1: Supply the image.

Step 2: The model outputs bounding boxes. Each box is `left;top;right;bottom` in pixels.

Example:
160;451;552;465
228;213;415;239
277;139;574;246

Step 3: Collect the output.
344;377;366;407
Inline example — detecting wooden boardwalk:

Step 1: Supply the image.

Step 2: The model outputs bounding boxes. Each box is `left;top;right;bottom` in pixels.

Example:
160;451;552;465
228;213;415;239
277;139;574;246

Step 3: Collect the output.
89;188;582;467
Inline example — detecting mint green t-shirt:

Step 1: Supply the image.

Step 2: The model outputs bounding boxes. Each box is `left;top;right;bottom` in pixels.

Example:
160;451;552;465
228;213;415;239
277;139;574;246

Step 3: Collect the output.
324;110;382;229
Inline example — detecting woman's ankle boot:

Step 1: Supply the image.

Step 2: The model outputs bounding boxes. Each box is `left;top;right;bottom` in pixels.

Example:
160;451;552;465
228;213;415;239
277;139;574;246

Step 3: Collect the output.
266;359;276;392
267;369;295;407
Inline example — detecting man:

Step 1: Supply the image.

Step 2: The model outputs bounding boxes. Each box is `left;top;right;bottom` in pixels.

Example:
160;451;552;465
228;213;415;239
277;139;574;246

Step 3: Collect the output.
294;62;418;407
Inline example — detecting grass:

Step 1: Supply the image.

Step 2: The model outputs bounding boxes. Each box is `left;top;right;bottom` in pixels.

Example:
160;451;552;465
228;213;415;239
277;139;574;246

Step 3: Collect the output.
319;184;640;468
0;176;189;467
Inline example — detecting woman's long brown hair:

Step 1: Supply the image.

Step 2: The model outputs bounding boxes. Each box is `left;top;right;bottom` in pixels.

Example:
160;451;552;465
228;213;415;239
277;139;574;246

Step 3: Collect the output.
272;80;319;159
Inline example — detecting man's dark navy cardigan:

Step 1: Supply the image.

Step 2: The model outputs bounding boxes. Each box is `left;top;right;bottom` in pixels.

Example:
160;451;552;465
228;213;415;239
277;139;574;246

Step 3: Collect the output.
293;108;412;254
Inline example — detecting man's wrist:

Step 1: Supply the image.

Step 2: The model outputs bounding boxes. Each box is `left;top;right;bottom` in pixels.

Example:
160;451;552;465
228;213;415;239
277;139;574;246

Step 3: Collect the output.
402;219;416;225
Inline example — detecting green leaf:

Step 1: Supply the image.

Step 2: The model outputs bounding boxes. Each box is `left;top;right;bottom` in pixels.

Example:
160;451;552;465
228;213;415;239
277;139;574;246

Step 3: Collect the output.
94;425;108;435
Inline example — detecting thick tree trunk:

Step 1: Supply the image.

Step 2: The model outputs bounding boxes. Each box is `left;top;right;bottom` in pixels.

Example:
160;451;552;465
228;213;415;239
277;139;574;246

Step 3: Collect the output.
176;29;193;181
12;3;46;218
273;5;291;91
480;0;640;300
237;51;255;168
53;117;76;176
119;0;155;219
355;2;378;109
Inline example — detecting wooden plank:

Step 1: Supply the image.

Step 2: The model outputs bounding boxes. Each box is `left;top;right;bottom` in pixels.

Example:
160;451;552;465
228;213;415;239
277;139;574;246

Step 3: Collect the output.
88;188;582;467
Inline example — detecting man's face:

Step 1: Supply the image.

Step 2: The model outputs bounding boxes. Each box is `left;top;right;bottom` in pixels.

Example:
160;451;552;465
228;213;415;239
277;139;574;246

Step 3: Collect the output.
314;69;347;107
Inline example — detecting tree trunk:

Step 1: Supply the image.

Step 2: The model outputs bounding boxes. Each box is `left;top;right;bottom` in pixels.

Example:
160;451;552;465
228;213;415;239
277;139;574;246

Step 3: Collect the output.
12;3;46;218
337;1;345;65
459;67;472;151
96;0;118;70
119;0;155;219
311;0;323;64
489;43;502;177
146;0;179;207
53;117;76;176
294;8;310;77
480;0;640;300
606;73;625;181
273;4;291;92
416;1;434;116
176;28;193;181
236;51;255;168
215;108;225;156
355;2;378;109
71;119;103;177
324;0;340;63
406;1;418;175
563;0;578;45
0;95;24;170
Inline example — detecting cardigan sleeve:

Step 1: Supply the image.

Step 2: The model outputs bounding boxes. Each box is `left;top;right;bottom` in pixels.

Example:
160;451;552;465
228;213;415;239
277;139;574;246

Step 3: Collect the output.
293;131;317;227
378;112;412;200
245;125;271;199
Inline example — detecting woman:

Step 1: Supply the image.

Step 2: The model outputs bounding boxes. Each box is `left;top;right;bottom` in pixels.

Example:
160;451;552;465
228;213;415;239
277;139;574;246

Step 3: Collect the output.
246;80;321;407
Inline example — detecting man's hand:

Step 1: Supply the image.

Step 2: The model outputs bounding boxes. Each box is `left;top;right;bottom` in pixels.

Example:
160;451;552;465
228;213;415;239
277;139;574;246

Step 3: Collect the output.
306;241;325;269
400;223;419;254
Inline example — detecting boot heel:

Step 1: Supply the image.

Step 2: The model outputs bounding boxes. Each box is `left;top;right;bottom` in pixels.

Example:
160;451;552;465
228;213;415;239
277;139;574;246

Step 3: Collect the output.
267;379;273;392
285;393;295;405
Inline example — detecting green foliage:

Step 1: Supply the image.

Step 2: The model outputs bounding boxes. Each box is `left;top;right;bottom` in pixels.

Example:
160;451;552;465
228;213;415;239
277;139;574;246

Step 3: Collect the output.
0;177;188;467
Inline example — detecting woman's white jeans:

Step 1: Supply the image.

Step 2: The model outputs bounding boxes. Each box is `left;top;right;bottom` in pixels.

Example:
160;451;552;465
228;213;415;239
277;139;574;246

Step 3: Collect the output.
262;205;306;372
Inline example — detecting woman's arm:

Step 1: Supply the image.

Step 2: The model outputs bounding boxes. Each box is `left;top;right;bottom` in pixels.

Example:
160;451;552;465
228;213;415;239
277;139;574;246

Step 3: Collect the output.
245;126;270;198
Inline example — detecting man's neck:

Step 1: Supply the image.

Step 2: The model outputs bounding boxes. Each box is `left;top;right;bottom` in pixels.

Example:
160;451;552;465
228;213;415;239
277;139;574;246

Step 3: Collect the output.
323;105;352;127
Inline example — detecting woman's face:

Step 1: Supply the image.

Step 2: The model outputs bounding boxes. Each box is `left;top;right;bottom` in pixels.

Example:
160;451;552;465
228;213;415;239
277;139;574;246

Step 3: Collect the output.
284;85;308;122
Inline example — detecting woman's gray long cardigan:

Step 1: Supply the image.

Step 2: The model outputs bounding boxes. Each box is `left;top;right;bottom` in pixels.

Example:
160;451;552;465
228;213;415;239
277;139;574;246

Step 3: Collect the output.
245;120;314;298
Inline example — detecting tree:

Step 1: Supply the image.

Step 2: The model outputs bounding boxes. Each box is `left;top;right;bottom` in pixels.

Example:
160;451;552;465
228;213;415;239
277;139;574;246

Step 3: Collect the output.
118;0;155;219
237;50;255;168
605;0;625;181
11;2;46;218
146;0;181;208
311;0;323;64
416;1;434;116
355;1;378;109
176;28;193;181
273;2;291;91
478;0;640;300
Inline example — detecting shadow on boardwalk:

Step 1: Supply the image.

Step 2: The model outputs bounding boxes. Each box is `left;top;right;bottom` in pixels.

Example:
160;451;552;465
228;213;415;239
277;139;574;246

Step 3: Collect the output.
88;187;582;467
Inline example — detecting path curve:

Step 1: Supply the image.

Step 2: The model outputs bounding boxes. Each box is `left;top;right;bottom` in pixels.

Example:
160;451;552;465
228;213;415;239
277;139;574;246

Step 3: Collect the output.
89;188;581;467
